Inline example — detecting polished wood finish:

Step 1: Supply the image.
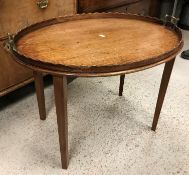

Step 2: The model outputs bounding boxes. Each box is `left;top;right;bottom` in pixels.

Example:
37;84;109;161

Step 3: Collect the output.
53;76;68;169
16;17;179;67
0;0;162;96
0;77;34;97
119;75;125;96
149;0;161;17
78;0;139;13
152;58;175;131
13;13;183;77
11;13;183;169
124;0;151;15
0;41;33;95
0;0;76;39
78;0;160;17
107;0;152;15
107;0;150;15
0;0;76;96
33;71;46;120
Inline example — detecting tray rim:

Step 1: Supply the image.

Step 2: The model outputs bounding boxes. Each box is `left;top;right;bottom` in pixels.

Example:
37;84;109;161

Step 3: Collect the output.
11;12;184;77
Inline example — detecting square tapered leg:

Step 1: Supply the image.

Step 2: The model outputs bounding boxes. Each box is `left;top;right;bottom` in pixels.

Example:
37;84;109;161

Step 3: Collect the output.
119;75;125;96
152;58;175;131
53;76;68;169
33;71;46;120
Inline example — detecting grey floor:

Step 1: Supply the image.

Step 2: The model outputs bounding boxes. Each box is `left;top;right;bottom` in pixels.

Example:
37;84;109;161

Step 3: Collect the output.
0;31;189;175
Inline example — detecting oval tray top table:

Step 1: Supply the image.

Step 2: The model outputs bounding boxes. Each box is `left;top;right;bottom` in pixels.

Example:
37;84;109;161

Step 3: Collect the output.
10;13;183;169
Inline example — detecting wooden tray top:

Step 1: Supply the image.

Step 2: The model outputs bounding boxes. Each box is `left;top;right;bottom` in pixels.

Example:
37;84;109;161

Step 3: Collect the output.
12;13;183;76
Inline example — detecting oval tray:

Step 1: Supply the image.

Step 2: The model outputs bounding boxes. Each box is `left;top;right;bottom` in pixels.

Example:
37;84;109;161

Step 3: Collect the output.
12;13;183;77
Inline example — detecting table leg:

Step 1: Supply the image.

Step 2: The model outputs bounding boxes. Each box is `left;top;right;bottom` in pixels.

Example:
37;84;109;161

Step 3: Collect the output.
119;75;125;96
33;71;46;120
53;76;68;169
152;58;175;131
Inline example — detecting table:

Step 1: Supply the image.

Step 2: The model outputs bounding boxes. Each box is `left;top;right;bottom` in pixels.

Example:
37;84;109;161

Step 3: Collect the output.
11;13;183;169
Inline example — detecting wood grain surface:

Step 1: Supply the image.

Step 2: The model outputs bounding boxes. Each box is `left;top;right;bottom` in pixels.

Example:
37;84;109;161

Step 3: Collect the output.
13;13;183;76
16;18;179;67
0;0;76;39
11;13;183;169
78;0;140;13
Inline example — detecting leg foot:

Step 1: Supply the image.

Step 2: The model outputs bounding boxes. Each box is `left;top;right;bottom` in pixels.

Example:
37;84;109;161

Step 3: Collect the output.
53;76;68;169
151;58;175;131
33;71;46;120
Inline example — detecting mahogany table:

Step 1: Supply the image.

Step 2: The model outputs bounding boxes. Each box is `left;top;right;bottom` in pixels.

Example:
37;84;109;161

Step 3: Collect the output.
10;13;183;169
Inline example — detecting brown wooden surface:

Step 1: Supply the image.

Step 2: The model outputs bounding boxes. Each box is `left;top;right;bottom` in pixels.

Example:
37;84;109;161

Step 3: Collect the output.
53;76;68;169
14;13;183;77
112;0;159;17
124;0;151;15
107;0;150;15
16;16;179;67
149;0;161;17
0;0;76;40
11;12;183;169
77;0;162;17
119;75;125;96
78;0;140;13
33;71;46;120
152;58;175;131
0;0;76;96
0;41;33;94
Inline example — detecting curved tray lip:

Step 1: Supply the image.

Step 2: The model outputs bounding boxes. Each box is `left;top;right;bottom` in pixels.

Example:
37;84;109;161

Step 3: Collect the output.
12;12;184;77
